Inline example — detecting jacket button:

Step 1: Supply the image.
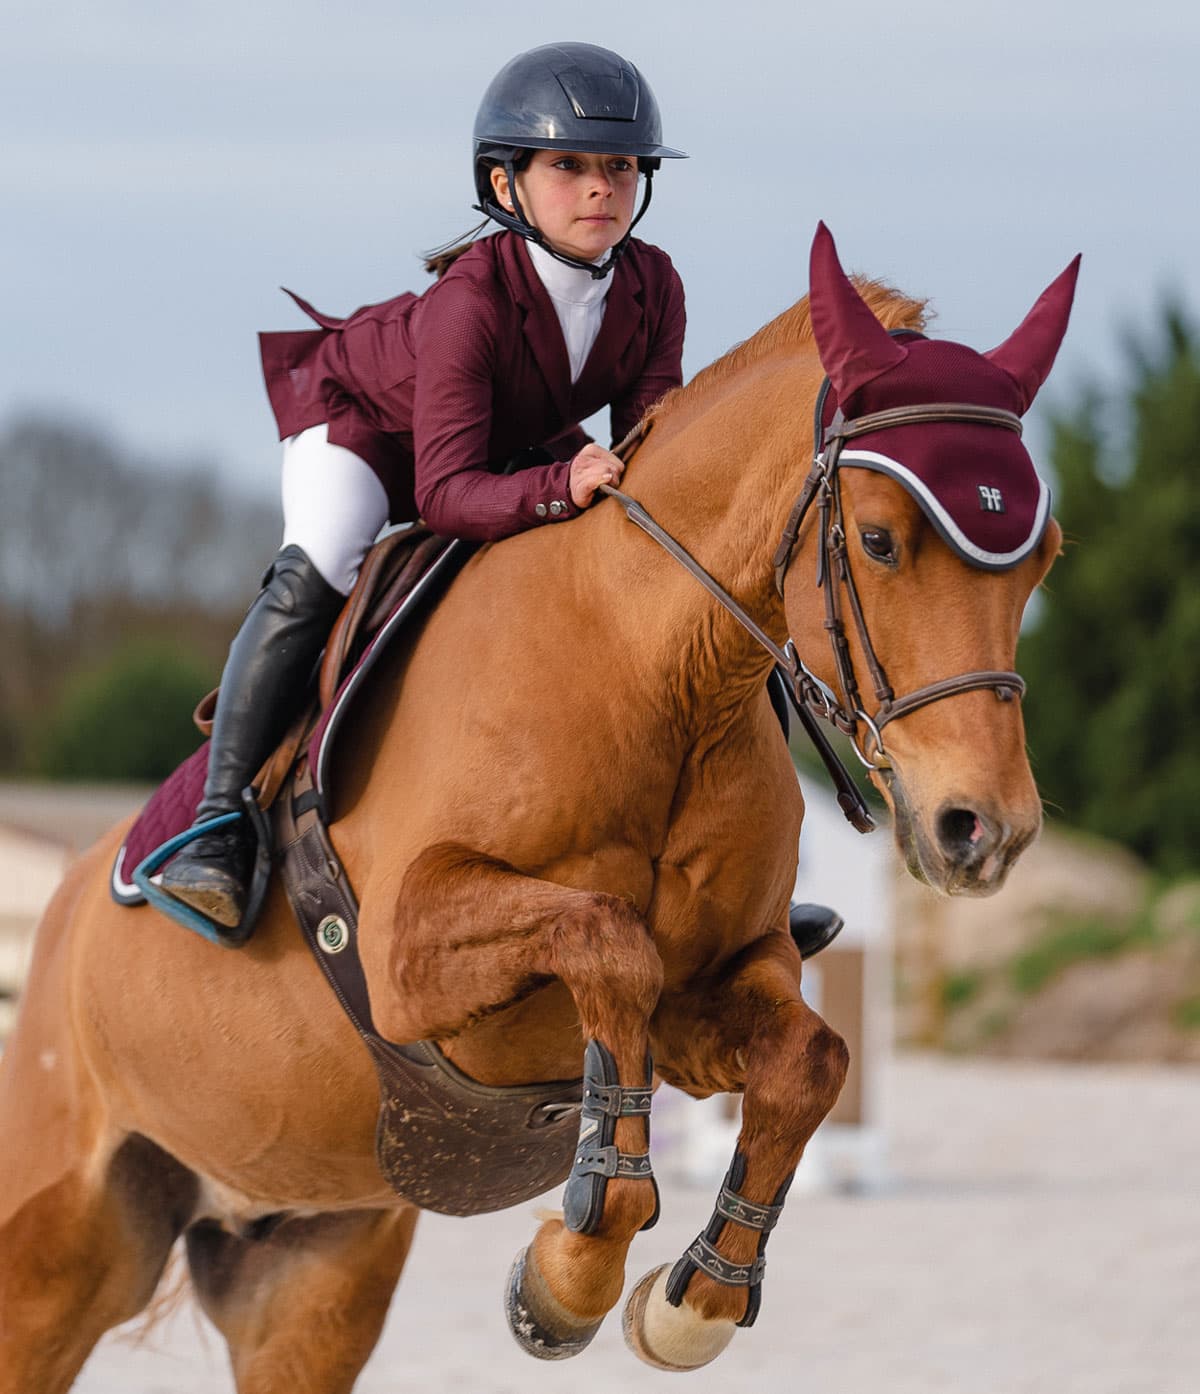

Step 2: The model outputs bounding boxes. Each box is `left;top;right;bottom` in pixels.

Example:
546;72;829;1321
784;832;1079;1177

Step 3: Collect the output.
535;503;548;518
549;500;565;516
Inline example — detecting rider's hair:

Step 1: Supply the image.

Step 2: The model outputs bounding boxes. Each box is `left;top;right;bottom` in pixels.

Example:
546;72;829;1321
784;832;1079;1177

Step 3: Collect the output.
421;221;491;278
421;153;507;278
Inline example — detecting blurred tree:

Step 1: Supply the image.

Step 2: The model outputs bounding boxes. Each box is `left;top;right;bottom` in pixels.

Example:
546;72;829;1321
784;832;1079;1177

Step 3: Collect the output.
1020;302;1200;875
35;643;212;782
0;412;276;625
0;411;279;775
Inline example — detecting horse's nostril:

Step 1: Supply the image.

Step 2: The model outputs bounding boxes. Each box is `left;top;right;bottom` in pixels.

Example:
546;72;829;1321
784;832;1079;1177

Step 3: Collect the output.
937;807;984;856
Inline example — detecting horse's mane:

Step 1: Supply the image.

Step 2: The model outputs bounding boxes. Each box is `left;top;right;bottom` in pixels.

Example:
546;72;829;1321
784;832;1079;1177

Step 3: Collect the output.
648;277;929;424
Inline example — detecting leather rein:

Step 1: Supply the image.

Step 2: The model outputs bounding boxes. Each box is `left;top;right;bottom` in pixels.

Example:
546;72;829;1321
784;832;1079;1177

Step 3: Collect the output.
604;391;1029;830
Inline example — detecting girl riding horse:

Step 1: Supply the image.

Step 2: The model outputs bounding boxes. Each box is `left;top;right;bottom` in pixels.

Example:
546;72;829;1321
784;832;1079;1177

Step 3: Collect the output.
161;42;685;931
161;41;838;954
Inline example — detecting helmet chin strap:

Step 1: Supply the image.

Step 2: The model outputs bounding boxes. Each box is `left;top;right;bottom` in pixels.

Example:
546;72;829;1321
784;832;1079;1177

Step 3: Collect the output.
475;163;656;280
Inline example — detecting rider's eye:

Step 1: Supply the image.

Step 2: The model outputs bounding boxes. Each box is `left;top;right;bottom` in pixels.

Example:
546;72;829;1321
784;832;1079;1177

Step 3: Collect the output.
860;528;897;564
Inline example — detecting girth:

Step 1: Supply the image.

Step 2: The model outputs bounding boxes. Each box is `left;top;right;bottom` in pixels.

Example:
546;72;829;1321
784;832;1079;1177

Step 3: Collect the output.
274;763;584;1215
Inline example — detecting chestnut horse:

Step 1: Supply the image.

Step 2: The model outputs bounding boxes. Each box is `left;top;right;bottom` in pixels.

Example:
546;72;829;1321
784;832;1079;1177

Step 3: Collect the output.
0;226;1074;1392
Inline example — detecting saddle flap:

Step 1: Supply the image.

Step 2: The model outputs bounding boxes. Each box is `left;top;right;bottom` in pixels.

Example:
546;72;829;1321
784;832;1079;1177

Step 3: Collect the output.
112;524;462;907
318;525;447;709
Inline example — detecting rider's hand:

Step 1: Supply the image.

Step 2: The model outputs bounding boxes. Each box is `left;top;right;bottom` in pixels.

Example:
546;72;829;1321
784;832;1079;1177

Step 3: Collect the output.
569;444;625;509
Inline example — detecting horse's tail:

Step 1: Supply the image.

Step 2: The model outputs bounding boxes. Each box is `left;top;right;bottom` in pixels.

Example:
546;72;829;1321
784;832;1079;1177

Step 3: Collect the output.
119;1244;194;1348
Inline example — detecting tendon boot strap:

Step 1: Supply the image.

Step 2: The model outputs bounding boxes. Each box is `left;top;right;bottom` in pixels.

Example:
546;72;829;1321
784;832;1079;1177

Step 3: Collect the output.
665;1150;793;1328
581;1080;653;1118
562;1040;659;1235
679;1236;766;1288
714;1185;783;1232
571;1147;654;1179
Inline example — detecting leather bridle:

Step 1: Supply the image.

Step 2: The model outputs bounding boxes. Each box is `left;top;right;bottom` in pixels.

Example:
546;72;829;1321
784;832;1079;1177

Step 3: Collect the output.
770;394;1028;772
604;388;1033;830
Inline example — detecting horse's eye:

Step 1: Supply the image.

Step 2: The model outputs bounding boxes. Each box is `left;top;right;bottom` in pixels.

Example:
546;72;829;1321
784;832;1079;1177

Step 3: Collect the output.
860;528;896;563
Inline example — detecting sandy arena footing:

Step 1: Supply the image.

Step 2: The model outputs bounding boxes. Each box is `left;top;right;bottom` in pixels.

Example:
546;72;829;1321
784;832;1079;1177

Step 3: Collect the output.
75;1052;1200;1394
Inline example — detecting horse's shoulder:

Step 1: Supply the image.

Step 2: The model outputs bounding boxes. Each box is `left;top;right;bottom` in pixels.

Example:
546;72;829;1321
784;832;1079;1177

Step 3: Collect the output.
661;703;802;860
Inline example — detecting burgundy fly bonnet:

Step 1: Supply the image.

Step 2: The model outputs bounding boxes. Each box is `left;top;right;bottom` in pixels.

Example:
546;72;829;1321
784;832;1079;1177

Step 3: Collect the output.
808;222;1080;569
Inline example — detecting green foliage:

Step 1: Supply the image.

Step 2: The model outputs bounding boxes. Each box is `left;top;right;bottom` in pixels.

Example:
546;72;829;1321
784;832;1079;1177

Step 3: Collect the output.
940;970;983;1009
36;643;211;782
0;411;278;775
1019;303;1200;874
1008;912;1157;996
1171;996;1200;1030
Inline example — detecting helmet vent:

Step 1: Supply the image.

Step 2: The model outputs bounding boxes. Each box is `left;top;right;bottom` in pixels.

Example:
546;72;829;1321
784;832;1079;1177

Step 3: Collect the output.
555;64;639;122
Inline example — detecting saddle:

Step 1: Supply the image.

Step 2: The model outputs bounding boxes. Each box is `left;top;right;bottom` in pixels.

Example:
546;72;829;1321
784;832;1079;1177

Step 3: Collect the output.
111;523;468;917
202;524;455;811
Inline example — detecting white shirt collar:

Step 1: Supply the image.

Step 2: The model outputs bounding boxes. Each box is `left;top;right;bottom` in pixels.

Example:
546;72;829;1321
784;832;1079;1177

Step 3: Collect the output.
526;241;611;309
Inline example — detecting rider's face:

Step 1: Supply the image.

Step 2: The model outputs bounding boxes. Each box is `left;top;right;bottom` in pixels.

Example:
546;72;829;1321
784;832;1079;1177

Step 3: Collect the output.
490;150;639;263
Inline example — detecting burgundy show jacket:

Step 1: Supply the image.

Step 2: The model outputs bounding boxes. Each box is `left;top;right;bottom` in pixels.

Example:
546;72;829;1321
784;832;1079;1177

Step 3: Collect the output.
259;232;686;541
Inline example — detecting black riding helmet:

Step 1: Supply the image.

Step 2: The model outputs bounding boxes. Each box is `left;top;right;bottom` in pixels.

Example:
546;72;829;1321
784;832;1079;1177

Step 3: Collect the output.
473;42;686;279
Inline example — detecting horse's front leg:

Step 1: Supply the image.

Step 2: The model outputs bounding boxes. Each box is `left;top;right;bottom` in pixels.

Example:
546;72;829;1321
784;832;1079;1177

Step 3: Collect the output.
375;842;664;1360
625;931;849;1371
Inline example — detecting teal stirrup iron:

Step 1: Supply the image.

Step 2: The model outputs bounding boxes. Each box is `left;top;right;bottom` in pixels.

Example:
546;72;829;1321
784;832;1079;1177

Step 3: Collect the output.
132;811;245;946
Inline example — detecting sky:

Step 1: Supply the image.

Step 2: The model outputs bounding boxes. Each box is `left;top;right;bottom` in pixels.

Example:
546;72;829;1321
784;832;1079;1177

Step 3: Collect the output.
3;0;1198;501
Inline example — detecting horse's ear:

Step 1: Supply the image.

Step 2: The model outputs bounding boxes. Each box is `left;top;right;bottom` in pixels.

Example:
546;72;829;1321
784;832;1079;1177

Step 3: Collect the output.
809;222;907;399
985;255;1082;413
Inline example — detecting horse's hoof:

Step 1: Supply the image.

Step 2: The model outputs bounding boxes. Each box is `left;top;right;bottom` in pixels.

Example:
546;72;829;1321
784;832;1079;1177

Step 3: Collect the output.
504;1245;603;1361
622;1264;737;1371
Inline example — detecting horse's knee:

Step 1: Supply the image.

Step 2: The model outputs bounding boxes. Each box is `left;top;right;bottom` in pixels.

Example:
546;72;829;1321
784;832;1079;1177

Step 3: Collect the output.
804;1019;850;1115
745;1010;848;1144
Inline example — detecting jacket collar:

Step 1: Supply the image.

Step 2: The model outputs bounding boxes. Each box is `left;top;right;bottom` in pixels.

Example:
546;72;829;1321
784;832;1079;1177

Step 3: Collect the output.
499;232;643;419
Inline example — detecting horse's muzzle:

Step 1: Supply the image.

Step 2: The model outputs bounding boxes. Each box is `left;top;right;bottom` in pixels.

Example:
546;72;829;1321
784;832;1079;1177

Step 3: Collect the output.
888;778;1040;897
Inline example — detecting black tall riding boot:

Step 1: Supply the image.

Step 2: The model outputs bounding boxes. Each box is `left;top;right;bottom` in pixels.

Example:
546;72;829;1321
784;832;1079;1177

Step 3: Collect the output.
160;545;343;935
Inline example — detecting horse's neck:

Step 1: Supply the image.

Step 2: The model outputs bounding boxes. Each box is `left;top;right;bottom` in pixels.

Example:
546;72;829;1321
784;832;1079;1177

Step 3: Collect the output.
583;356;812;727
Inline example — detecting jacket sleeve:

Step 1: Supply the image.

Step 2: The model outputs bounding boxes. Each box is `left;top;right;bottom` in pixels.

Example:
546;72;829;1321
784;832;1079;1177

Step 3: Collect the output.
610;262;686;447
411;278;581;541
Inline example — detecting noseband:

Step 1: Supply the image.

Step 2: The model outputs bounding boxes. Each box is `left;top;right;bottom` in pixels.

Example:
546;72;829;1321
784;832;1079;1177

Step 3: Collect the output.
770;396;1028;771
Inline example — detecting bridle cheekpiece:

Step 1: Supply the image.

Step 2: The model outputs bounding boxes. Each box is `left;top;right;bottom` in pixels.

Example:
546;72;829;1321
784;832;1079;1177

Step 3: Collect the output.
771;395;1029;773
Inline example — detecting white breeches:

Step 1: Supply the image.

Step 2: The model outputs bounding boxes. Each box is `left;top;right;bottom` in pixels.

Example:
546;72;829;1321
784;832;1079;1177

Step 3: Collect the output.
280;424;389;595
